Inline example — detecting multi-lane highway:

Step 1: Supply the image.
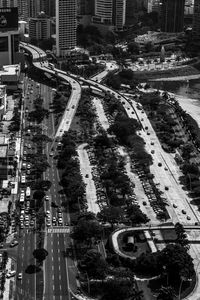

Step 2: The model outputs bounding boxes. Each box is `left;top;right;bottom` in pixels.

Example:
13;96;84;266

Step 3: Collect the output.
19;42;200;300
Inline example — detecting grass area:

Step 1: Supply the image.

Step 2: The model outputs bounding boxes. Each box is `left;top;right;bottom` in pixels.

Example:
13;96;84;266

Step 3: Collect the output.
117;230;150;259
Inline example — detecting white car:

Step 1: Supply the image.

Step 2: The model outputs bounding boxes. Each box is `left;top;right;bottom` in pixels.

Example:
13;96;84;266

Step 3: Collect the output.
45;196;50;201
6;270;16;278
17;273;22;280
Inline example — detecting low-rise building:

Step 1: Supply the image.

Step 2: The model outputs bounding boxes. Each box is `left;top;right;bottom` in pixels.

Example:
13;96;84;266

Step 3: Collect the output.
0;64;20;90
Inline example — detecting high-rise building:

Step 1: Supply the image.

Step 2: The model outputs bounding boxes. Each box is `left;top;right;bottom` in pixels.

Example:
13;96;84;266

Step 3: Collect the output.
29;12;51;40
0;6;19;64
161;0;185;32
44;0;55;17
193;0;200;39
0;0;17;7
18;0;28;21
92;0;126;31
113;0;126;30
56;0;77;57
94;0;113;25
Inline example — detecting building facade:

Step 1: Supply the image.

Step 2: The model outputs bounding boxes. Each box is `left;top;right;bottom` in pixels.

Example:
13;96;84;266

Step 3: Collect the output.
29;12;51;40
161;0;185;32
56;0;77;57
193;0;200;38
92;0;126;31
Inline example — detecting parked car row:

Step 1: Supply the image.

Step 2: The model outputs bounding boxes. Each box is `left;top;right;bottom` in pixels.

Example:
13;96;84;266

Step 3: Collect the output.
131;161;167;218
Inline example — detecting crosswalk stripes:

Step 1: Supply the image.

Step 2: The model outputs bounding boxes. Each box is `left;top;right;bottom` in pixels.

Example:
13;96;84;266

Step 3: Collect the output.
47;227;70;234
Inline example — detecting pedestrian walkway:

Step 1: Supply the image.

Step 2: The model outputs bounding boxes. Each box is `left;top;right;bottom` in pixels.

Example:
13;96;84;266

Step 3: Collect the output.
47;227;70;234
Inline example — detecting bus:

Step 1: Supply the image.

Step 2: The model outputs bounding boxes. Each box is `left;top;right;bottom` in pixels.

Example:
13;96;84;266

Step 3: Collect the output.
21;175;26;187
26;187;31;198
19;191;25;203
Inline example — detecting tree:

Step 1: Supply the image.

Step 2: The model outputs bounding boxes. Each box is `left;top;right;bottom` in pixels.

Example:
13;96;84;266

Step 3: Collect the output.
157;286;176;300
72;219;103;245
127;42;140;54
102;277;143;300
126;204;149;224
144;41;155;52
33;190;45;201
97;206;124;225
159;244;194;282
33;248;48;262
79;249;107;279
175;223;190;250
33;180;52;191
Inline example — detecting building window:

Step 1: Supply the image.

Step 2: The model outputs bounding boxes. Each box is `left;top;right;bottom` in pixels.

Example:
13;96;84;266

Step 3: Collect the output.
0;36;8;52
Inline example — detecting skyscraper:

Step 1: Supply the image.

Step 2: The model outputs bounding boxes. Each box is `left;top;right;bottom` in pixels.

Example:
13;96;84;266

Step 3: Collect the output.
0;0;17;6
161;0;185;32
92;0;126;31
193;0;200;39
56;0;77;56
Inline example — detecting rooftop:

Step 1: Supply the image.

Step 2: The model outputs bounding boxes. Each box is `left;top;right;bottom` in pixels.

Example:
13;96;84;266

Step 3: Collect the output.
0;64;20;77
0;145;7;158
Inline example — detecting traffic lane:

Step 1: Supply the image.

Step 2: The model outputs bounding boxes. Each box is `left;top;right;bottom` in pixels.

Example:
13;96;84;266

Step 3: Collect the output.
43;233;54;300
16;231;36;300
52;233;66;298
63;233;78;294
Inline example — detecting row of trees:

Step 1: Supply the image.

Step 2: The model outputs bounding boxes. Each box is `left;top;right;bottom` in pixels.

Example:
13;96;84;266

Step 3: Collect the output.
58;132;86;210
28;96;49;124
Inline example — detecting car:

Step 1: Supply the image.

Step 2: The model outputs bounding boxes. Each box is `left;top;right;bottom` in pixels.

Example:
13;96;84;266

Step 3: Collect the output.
85;174;89;178
30;220;34;226
46;210;50;215
10;240;18;247
45;196;50;201
57;207;62;213
6;270;16;278
150;141;154;145
187;216;191;220
49;152;54;156
72;105;75;109
173;204;177;208
27;144;31;149
58;212;62;218
142;201;147;206
52;217;56;222
27;164;31;169
46;221;51;227
182;209;186;214
25;221;29;227
17;273;22;280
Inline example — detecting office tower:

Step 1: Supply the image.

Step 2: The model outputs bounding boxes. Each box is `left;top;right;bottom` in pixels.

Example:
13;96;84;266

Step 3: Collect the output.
92;0;126;31
78;0;94;15
94;0;113;25
18;0;28;21
113;0;126;30
44;0;55;17
0;6;19;64
193;0;200;39
161;0;185;32
0;0;17;6
56;0;77;56
29;12;51;40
